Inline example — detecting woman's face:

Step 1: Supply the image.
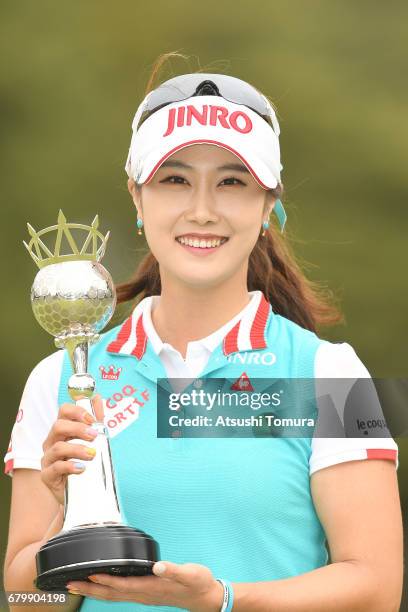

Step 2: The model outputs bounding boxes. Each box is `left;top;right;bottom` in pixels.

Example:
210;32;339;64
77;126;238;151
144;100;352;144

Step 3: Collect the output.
128;144;275;290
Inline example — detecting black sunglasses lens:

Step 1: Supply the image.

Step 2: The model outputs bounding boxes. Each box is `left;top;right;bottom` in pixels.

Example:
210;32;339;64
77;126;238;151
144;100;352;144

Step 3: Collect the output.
137;74;273;129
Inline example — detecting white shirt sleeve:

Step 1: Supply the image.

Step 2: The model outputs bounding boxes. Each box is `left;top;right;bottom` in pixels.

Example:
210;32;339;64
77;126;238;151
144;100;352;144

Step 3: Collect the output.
309;341;399;476
3;350;64;477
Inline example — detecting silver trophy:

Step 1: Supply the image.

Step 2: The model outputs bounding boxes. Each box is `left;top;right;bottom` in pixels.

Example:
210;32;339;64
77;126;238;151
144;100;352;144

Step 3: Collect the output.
24;211;159;591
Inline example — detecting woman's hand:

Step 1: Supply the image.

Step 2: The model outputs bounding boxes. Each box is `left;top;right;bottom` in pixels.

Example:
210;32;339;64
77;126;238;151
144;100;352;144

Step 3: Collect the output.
66;561;224;612
40;396;104;505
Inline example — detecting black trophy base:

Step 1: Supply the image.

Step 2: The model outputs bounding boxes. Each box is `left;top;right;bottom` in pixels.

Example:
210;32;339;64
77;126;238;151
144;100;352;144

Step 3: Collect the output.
35;525;160;591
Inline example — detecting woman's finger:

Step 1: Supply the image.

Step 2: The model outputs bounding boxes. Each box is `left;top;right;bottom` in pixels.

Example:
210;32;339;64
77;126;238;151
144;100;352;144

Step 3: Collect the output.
42;440;97;469
42;418;98;451
152;561;208;586
59;402;97;424
91;394;105;423
41;459;85;483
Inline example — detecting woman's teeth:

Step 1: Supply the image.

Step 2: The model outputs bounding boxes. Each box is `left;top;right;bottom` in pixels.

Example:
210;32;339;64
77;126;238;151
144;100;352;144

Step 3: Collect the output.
176;236;228;248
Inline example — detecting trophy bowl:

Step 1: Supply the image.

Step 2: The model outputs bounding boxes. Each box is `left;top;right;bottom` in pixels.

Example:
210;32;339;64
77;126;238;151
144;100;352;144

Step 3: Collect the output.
31;260;116;338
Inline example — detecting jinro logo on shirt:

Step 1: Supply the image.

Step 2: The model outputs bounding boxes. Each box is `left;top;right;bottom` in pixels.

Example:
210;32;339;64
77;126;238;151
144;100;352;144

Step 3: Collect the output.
102;384;150;438
226;352;277;365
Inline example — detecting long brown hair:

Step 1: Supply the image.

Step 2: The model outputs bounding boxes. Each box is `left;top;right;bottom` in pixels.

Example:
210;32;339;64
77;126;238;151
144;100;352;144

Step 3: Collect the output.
117;52;344;333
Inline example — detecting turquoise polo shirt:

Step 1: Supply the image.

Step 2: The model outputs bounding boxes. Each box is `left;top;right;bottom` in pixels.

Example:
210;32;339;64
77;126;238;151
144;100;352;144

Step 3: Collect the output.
57;292;328;611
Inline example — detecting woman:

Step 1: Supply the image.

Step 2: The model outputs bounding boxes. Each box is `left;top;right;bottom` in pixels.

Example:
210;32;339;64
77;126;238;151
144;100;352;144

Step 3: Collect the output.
3;58;403;611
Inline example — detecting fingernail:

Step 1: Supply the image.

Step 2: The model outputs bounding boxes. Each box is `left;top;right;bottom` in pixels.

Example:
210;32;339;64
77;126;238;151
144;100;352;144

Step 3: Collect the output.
88;574;99;582
68;589;81;595
154;562;166;575
83;412;96;425
73;462;86;471
85;427;98;438
85;447;96;457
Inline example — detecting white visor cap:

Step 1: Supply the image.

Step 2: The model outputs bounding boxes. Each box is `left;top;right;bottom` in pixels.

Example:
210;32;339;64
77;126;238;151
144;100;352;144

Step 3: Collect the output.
125;95;283;190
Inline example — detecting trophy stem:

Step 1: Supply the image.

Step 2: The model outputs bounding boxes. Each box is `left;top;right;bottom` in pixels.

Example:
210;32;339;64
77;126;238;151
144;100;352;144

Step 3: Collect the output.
60;337;125;531
72;342;89;375
62;413;124;531
65;339;96;404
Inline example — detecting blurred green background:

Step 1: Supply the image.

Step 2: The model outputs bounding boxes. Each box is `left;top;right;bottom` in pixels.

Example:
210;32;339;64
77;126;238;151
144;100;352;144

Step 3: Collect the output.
1;0;407;609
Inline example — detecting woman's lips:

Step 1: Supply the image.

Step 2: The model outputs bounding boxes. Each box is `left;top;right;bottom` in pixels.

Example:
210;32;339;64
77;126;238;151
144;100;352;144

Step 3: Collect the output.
175;238;229;256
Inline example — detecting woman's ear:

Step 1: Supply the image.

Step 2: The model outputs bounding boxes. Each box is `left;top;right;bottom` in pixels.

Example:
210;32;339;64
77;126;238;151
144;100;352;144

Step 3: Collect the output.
127;178;143;217
263;191;276;218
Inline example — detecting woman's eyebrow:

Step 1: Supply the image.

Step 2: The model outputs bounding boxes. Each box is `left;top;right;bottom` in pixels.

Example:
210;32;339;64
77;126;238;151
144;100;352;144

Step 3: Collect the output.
217;163;249;173
160;160;193;169
160;160;249;173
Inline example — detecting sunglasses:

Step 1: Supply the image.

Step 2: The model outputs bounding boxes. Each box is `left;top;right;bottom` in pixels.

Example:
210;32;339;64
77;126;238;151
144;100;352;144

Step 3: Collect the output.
134;73;280;136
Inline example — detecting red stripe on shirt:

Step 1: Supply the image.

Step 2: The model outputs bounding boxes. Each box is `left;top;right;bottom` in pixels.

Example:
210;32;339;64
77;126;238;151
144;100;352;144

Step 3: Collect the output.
4;458;13;475
366;448;397;462
131;312;148;360
107;315;133;353
250;293;270;349
223;321;240;355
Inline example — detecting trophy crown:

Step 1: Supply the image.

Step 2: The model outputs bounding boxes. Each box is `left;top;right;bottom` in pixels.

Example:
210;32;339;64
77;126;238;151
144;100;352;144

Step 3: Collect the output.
23;210;110;269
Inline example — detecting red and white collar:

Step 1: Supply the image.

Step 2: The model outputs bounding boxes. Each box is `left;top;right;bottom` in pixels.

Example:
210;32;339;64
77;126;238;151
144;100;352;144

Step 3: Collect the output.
107;290;272;360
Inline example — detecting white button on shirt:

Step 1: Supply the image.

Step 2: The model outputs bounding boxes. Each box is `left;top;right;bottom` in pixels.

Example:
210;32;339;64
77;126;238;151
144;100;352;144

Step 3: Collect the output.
141;290;262;381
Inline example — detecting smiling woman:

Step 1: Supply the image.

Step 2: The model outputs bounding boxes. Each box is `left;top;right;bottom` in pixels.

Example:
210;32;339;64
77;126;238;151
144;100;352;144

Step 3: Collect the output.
3;52;403;612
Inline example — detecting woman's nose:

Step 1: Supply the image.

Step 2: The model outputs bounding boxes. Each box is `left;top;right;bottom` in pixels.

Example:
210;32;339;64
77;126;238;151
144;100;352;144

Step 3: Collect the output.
183;185;220;224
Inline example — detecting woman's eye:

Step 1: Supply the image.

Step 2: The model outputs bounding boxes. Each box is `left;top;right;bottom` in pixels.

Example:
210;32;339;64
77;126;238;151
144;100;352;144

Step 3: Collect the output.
160;175;187;184
220;177;245;186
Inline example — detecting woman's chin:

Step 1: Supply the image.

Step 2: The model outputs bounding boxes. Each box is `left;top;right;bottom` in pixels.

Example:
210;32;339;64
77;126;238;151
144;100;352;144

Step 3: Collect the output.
171;267;230;289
